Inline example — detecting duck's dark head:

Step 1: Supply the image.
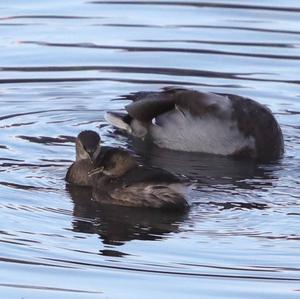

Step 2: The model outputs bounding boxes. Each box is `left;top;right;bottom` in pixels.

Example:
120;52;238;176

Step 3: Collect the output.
75;130;101;162
102;149;138;177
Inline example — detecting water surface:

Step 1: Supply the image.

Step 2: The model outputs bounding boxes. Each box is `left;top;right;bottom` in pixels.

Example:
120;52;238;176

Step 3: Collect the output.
0;0;300;298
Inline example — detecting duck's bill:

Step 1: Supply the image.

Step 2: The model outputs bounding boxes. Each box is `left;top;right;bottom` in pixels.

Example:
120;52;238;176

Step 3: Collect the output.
88;167;104;176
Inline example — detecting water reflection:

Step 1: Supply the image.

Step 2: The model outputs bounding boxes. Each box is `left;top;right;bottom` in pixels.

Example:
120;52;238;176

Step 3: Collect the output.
68;185;187;246
1;0;300;297
109;130;279;189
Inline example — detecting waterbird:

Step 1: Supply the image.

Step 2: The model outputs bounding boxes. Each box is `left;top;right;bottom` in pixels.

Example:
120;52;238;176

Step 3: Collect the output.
66;130;103;186
65;130;188;211
105;87;284;162
88;147;189;211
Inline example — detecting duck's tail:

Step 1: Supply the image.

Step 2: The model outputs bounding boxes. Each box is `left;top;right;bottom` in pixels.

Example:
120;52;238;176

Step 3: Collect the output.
105;111;148;138
105;112;132;133
145;184;189;211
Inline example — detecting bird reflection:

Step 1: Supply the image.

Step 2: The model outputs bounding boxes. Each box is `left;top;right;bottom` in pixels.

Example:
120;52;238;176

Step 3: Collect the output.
67;184;187;248
120;134;279;190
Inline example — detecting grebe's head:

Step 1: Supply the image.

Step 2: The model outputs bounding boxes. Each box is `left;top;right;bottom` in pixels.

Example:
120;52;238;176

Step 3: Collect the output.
75;130;101;162
89;148;137;178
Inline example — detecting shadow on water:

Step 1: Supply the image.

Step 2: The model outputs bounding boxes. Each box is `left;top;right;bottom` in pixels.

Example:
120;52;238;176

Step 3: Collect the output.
67;185;187;247
66;153;272;250
107;130;279;189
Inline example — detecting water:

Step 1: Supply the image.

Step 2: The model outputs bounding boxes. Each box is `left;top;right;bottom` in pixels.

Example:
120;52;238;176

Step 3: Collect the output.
0;1;300;298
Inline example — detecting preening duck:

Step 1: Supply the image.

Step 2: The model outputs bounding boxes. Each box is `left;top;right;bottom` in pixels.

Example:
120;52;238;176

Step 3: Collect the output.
66;130;111;186
65;131;188;211
105;88;284;162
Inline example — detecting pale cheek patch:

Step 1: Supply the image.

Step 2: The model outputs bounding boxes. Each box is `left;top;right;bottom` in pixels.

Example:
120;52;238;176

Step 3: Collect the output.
93;145;101;161
76;143;90;161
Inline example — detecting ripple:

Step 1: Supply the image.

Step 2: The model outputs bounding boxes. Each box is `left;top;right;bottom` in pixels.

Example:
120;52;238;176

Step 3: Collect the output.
0;109;76;121
0;77;200;86
0;181;56;191
17;135;75;145
0;121;36;129
0;15;96;20
175;24;300;36
20;40;300;60
1;65;299;85
0;0;299;298
137;39;299;49
42;257;300;282
0;283;102;294
89;1;300;13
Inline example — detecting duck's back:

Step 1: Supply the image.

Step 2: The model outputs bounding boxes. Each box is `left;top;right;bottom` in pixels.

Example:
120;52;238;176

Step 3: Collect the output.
148;91;255;156
120;165;181;185
93;182;188;211
93;166;187;211
129;89;283;160
109;88;284;161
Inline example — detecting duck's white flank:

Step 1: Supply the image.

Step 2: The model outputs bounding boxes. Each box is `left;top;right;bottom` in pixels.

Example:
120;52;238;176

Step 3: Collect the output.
150;108;255;155
105;95;256;155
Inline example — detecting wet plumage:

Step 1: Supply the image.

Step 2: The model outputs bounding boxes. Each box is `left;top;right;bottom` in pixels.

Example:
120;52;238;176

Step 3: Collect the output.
105;87;284;162
66;131;188;211
66;130;110;186
90;148;189;211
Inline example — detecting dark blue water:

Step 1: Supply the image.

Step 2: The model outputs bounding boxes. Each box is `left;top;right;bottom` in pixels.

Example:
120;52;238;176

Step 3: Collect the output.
0;1;299;298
